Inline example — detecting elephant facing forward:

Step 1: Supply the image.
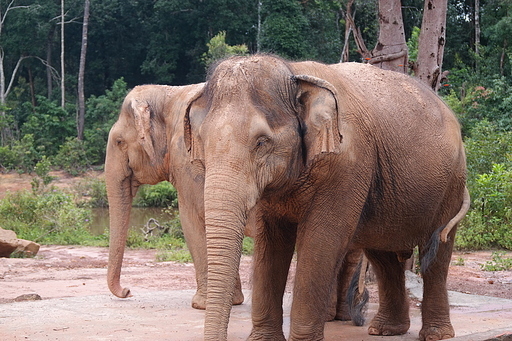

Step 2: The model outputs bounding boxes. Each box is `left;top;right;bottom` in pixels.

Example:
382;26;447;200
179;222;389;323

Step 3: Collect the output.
104;84;369;323
185;55;469;340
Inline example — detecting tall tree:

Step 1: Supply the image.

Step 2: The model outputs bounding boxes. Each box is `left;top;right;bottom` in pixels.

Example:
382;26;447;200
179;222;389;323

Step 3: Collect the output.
77;0;90;140
0;1;32;144
60;0;65;108
369;0;408;72
414;0;448;91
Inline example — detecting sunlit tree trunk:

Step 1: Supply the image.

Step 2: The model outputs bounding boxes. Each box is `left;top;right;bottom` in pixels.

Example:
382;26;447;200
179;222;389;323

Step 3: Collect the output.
414;0;448;91
368;0;408;73
77;0;90;140
60;0;65;108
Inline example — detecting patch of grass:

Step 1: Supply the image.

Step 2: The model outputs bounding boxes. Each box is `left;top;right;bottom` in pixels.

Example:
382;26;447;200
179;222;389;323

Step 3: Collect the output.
453;257;465;266
156;248;193;263
481;251;512;271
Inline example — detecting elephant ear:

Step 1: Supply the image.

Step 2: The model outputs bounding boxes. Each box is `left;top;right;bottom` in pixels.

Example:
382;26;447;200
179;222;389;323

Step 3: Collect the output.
184;89;207;162
131;98;156;163
295;74;342;164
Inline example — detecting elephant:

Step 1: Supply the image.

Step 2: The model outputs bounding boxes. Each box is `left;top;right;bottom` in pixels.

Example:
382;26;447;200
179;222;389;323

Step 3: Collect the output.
104;83;370;323
184;55;470;340
105;83;245;309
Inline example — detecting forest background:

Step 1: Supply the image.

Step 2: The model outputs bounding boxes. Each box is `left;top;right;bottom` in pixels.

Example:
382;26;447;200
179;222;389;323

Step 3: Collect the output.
0;0;511;254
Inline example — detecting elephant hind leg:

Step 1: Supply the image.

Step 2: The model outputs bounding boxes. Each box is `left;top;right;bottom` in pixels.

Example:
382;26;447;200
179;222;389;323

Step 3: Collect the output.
365;249;410;336
418;227;456;341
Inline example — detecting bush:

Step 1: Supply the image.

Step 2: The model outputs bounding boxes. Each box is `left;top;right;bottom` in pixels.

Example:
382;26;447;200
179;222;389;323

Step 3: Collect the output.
53;137;91;176
456;163;512;250
75;177;108;208
0;189;105;246
134;181;178;208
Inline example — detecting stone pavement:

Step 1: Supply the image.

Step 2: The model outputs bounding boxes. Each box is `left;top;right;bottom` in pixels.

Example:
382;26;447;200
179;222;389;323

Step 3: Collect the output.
1;287;511;341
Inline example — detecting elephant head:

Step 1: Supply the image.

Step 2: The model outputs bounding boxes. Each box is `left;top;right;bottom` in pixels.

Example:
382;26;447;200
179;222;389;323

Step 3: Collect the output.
185;55;343;339
106;84;203;298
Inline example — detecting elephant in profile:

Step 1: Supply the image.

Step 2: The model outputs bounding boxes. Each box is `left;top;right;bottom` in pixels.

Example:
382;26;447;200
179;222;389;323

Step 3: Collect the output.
105;83;369;324
184;55;469;340
105;84;245;309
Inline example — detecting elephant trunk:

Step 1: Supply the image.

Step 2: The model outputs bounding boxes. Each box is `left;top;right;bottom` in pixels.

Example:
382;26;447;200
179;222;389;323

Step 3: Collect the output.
203;171;252;340
106;170;133;298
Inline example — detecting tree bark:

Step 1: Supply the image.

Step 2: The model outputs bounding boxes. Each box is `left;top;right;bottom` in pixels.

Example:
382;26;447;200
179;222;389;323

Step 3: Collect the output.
414;0;448;91
77;0;90;140
369;0;408;73
60;0;65;108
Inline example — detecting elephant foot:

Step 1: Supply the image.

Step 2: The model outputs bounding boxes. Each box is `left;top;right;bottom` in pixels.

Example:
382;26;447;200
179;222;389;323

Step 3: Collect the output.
419;324;454;341
191;291;206;310
232;288;244;305
247;331;286;341
191;289;244;310
368;315;410;336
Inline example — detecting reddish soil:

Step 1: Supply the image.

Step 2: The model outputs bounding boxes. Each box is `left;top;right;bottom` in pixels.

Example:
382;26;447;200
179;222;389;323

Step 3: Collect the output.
0;246;511;305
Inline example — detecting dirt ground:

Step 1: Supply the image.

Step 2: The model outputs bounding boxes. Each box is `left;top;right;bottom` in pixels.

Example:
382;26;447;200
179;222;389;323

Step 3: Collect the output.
0;245;511;306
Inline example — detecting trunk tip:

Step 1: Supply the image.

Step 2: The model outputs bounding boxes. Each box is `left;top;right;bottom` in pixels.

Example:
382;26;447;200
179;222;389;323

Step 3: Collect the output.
110;285;132;298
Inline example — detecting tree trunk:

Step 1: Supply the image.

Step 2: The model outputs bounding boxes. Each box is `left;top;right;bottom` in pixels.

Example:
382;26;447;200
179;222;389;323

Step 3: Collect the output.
46;29;54;100
474;0;480;57
60;0;65;108
414;0;448;91
369;0;408;73
77;0;90;141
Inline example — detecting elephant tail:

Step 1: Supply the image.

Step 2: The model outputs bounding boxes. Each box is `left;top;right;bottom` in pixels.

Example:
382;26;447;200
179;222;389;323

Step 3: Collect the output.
421;187;470;273
347;254;369;327
439;186;471;243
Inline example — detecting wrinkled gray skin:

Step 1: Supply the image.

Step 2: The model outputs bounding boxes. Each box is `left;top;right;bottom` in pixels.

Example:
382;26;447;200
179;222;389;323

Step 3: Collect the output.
105;84;245;309
185;55;468;340
105;84;366;320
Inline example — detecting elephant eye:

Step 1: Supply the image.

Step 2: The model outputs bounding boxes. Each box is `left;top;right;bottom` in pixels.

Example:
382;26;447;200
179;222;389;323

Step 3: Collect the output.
116;137;124;146
255;136;270;148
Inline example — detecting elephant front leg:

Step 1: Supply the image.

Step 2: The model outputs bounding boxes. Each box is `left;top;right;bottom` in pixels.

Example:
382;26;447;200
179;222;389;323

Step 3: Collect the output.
418;228;456;341
248;219;296;341
179;203;245;310
365;249;411;336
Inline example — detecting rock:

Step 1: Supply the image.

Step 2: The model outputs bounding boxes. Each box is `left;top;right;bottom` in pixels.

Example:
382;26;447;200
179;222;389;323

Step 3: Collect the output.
0;227;40;257
14;294;42;302
0;227;18;257
16;239;40;257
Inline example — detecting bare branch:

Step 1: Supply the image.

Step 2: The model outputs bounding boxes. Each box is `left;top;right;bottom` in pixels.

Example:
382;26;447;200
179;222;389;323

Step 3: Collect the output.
5;55;28;99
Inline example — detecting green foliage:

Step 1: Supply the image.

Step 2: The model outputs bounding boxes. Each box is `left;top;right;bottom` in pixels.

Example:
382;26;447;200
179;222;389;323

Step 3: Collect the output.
456;163;512;250
84;78;128;165
480;251;512;271
53;137;90;176
20;97;74;157
202;31;249;68
10;134;43;173
260;0;313;59
407;26;420;64
0;188;105;246
75;177;108;208
134;181;178;208
31;156;55;193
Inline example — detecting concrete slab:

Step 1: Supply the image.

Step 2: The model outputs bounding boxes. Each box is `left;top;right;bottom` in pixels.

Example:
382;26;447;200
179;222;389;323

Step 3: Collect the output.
1;289;511;340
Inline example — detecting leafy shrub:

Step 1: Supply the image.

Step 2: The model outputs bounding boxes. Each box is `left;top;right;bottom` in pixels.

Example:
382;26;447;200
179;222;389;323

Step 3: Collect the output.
0;189;103;245
75;177;108;208
134;181;178;208
53;137;90;176
456;163;512;250
0;146;16;170
10;134;44;173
